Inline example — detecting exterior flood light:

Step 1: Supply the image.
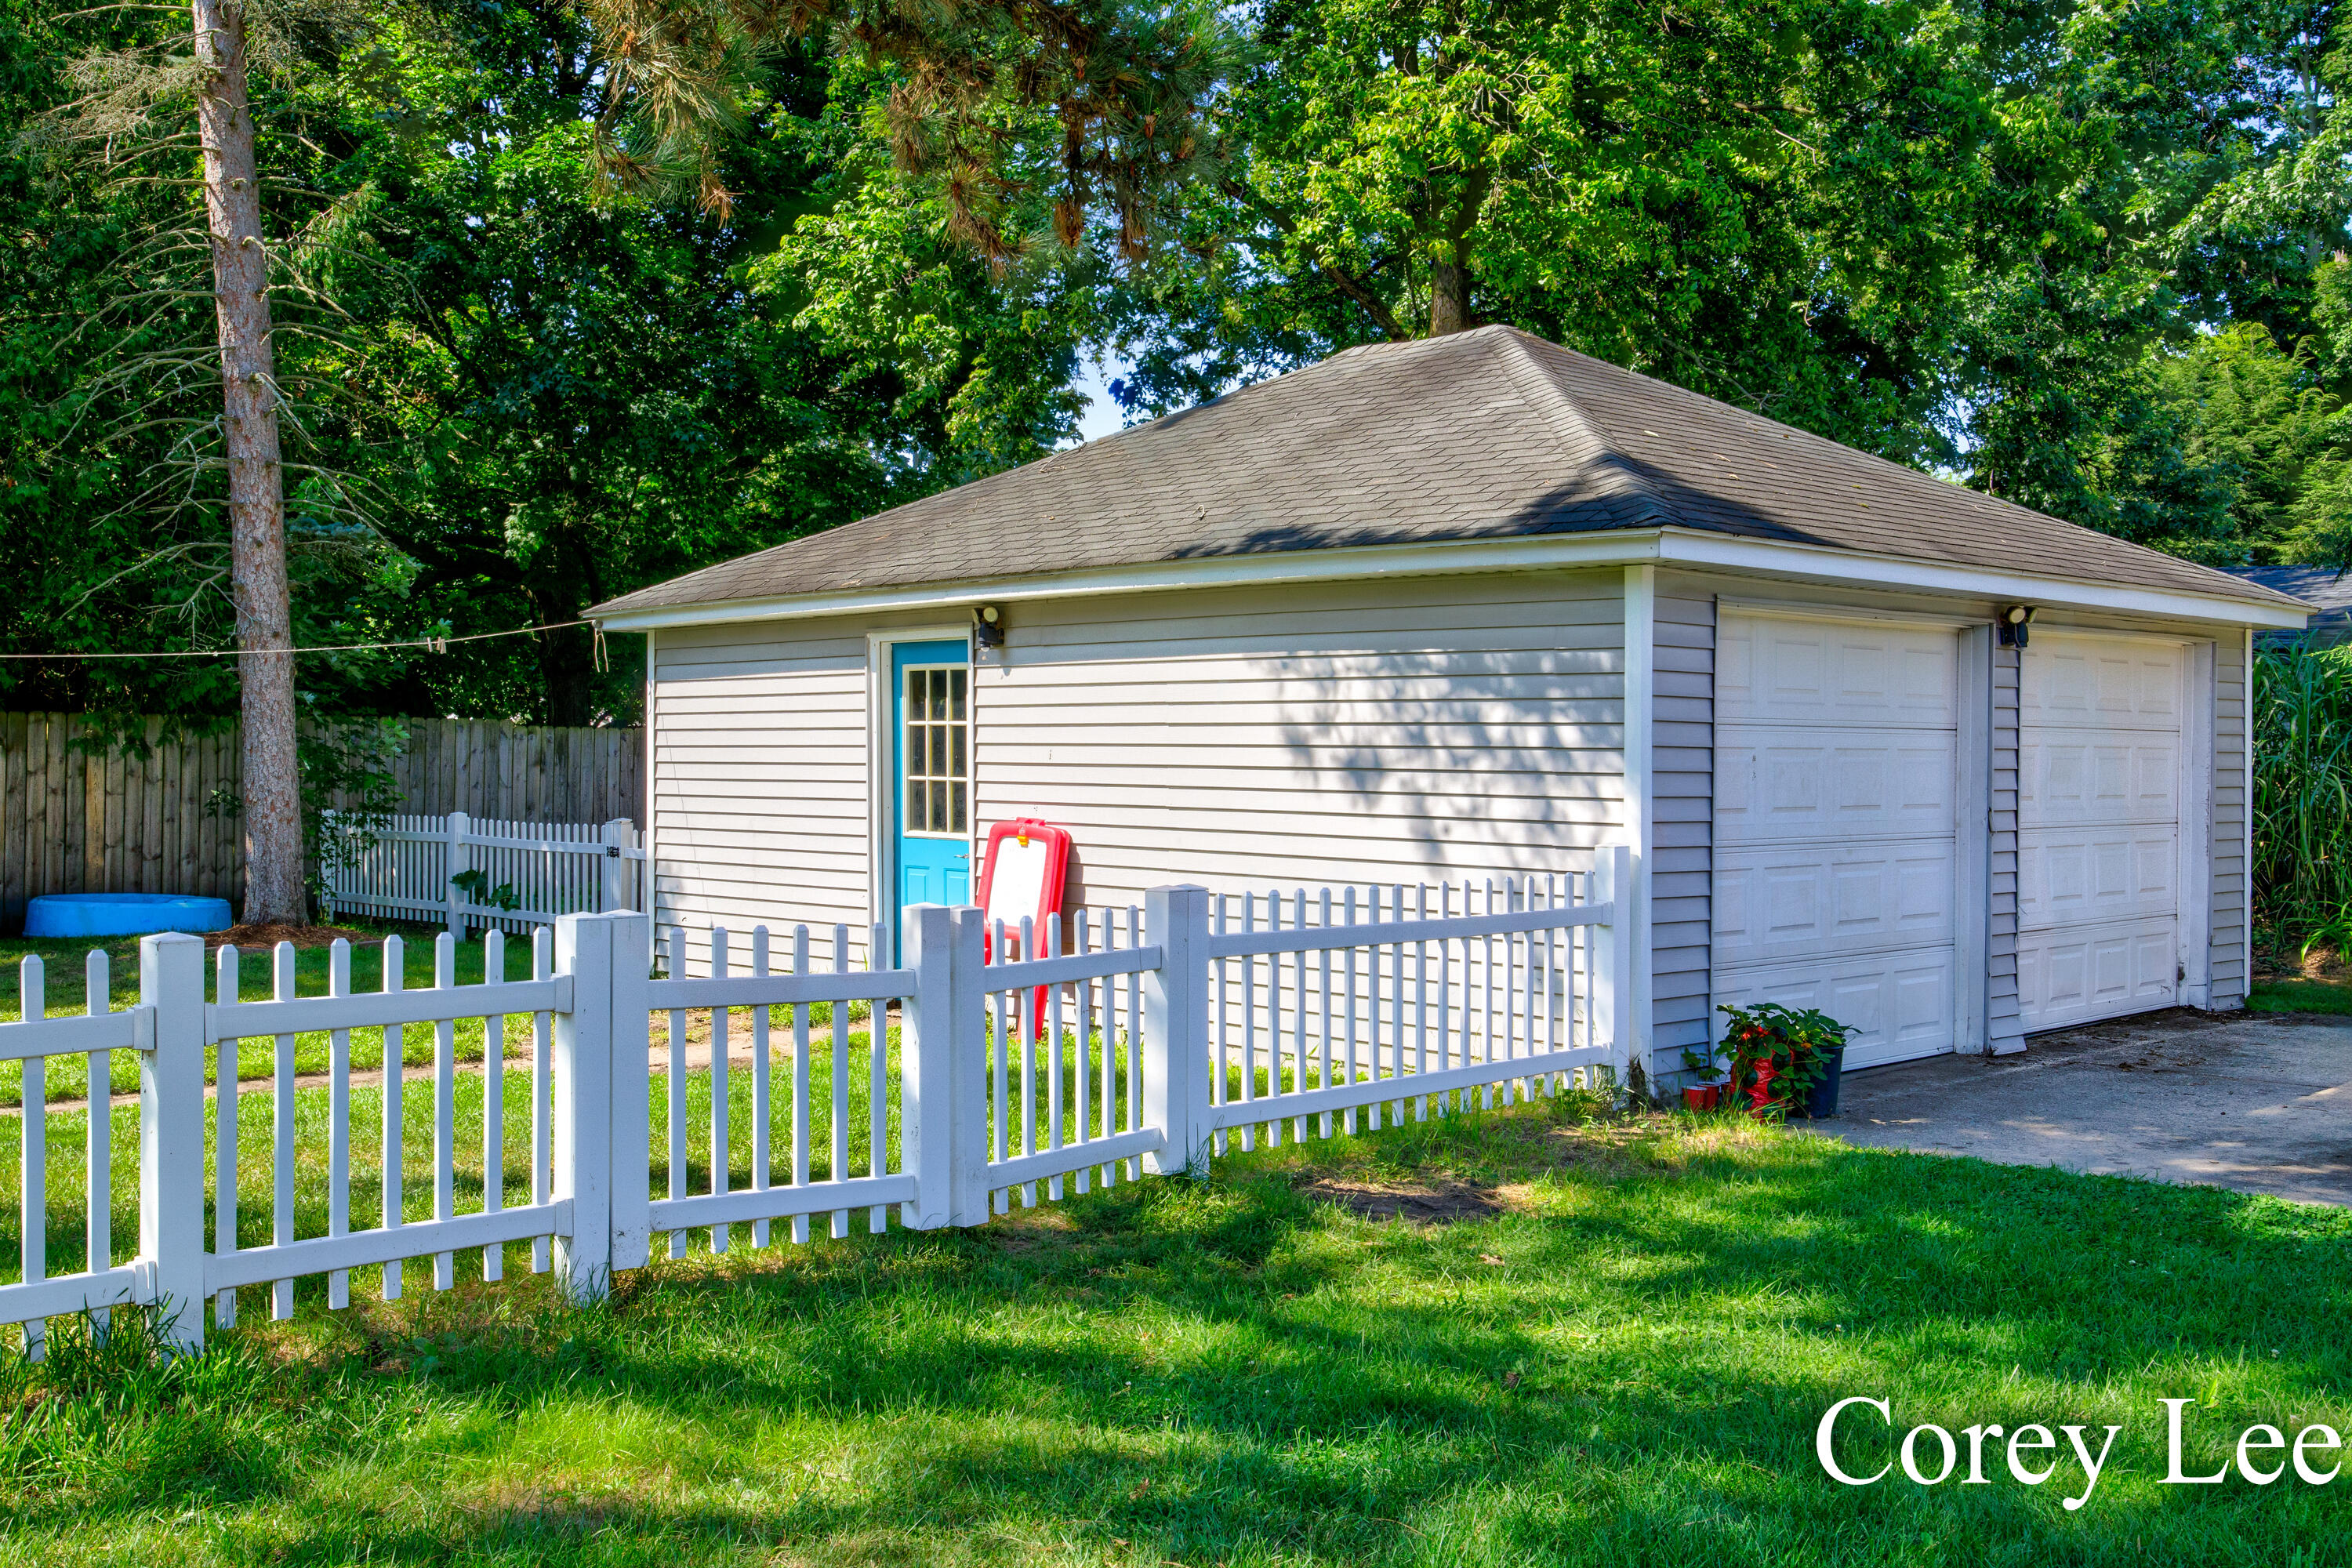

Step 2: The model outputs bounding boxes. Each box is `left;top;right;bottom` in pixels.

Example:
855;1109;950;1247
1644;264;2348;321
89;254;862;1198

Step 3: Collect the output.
1997;603;2038;649
974;603;1006;648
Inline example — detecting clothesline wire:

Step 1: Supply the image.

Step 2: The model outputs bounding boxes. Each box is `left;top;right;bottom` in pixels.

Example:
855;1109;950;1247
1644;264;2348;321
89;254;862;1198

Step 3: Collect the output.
0;619;605;662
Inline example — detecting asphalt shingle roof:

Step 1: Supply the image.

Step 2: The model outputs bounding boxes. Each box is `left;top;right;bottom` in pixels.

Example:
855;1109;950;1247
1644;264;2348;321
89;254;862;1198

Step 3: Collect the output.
590;326;2307;619
2230;564;2352;643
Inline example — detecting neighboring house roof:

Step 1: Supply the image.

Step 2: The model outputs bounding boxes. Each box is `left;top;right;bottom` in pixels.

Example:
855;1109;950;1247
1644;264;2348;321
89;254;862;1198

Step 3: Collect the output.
2229;564;2352;644
590;325;2309;622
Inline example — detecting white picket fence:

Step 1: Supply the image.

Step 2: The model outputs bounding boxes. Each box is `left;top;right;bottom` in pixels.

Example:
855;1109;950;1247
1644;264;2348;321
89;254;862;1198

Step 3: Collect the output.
322;811;645;935
0;848;1629;1356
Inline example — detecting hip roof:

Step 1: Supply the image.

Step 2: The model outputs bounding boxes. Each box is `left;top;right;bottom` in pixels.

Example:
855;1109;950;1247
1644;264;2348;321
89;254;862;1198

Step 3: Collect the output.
590;326;2307;620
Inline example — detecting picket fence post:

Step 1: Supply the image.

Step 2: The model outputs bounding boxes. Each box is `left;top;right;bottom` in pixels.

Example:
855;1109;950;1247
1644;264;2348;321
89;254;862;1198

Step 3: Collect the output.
445;811;470;938
942;906;989;1225
898;903;955;1229
605;911;652;1271
551;909;649;1300
138;931;207;1354
1141;884;1212;1177
598;820;633;912
1590;844;1636;1087
551;911;612;1301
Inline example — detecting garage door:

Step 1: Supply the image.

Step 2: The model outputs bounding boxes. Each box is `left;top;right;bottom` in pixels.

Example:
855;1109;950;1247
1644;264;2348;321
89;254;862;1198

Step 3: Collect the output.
2016;633;2185;1031
1712;612;1962;1070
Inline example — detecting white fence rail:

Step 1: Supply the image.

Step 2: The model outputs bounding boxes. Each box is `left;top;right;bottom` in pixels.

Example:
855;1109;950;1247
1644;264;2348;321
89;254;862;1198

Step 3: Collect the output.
0;848;1630;1357
322;811;646;935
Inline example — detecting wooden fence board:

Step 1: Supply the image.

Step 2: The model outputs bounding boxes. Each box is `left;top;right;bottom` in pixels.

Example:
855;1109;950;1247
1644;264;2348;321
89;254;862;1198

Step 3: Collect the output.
0;715;641;926
143;720;163;894
42;717;60;896
2;714;21;916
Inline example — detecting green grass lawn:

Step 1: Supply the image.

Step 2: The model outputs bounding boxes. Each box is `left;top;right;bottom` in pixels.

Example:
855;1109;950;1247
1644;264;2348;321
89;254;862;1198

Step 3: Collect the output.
2;1036;913;1287
2246;935;2352;1015
2;1090;2346;1566
2247;975;2352;1015
0;923;871;1106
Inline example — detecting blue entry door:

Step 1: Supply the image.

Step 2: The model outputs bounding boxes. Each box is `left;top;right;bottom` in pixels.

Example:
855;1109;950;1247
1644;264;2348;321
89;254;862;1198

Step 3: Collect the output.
891;640;973;948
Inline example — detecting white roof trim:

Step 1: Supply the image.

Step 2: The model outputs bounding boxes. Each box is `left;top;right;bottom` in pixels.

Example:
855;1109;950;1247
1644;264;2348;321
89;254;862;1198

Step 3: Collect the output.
1653;532;2310;629
591;531;1667;630
592;525;2309;633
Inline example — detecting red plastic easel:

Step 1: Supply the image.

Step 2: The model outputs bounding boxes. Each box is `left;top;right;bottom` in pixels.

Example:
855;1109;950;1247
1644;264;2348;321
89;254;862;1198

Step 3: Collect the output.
976;818;1072;1034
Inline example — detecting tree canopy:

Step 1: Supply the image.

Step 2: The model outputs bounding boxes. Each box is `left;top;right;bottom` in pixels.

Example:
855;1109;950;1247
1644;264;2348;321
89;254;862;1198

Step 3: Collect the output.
3;0;2348;731
2;0;1094;726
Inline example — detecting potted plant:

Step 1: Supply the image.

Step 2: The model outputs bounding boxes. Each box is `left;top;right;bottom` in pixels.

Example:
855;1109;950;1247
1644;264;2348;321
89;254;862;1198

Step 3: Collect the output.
1707;1003;1857;1120
1677;1046;1725;1110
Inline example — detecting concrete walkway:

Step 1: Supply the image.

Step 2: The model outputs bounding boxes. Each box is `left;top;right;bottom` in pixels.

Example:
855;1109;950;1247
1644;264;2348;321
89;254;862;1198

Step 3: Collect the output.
1817;1008;2352;1207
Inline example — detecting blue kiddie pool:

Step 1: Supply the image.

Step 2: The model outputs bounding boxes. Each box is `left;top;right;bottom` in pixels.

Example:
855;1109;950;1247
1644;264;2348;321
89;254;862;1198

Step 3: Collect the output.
24;893;235;939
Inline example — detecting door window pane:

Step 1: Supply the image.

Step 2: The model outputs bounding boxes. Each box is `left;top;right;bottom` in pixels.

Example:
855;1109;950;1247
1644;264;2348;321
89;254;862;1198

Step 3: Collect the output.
902;662;970;834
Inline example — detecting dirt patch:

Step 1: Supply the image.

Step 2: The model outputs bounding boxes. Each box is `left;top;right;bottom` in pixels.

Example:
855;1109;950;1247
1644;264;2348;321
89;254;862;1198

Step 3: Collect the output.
2255;941;2352;984
2029;1006;2234;1047
1300;1178;1505;1225
989;1203;1081;1252
205;923;383;952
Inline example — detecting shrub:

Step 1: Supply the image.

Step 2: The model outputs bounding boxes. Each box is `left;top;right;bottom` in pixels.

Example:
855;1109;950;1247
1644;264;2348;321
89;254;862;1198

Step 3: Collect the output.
2251;640;2352;949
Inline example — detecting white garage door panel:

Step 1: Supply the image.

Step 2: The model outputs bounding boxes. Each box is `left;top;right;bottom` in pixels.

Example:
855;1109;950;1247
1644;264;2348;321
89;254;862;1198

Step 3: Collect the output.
2020;736;2180;826
1715;729;1958;844
1719;618;1959;729
1712;610;1962;1071
2022;641;2183;725
2018;828;2179;929
1712;843;1956;969
1713;950;1956;1069
2016;631;2186;1033
2017;919;2178;1029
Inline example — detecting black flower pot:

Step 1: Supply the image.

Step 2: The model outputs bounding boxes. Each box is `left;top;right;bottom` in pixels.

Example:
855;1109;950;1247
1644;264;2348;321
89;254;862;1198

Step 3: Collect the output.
1801;1044;1846;1119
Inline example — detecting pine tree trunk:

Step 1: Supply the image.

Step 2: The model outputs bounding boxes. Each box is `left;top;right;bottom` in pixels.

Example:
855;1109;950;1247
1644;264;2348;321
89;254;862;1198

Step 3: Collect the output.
194;0;304;923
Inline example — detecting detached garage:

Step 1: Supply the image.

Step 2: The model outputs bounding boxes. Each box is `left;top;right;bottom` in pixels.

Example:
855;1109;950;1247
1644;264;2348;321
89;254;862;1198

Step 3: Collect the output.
588;325;2308;1083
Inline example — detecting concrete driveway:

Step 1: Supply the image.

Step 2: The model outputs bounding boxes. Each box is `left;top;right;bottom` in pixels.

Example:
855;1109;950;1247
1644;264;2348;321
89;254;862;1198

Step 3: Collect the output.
1819;1008;2352;1207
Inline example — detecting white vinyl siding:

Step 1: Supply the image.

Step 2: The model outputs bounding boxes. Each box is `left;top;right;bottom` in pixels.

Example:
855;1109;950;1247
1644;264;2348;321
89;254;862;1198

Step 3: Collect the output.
1988;641;2024;1051
2210;632;2249;1007
1650;582;1716;1076
646;572;1628;971
648;619;882;971
970;573;1628;906
641;560;2263;1044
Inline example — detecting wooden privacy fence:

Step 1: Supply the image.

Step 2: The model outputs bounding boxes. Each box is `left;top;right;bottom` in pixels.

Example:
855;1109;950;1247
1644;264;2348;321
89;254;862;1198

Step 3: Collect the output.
322;812;648;935
380;720;641;828
0;851;1631;1355
0;715;641;926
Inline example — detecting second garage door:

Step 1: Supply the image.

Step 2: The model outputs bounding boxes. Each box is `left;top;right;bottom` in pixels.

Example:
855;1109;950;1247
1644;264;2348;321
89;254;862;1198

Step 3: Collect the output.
2016;632;2187;1031
1711;612;1963;1069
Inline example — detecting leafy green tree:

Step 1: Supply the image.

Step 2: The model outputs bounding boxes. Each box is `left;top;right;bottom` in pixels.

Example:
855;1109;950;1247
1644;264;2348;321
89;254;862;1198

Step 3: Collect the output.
314;8;1094;723
3;0;387;917
2;0;1098;731
578;0;1243;263
1955;0;2348;546
1089;0;2352;561
1098;0;2000;467
2159;325;2341;544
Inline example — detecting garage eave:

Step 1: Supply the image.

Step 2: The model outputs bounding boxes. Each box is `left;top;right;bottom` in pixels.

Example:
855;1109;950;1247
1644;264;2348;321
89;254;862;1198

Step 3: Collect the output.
588;529;1671;632
1651;531;2312;630
589;525;2310;634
